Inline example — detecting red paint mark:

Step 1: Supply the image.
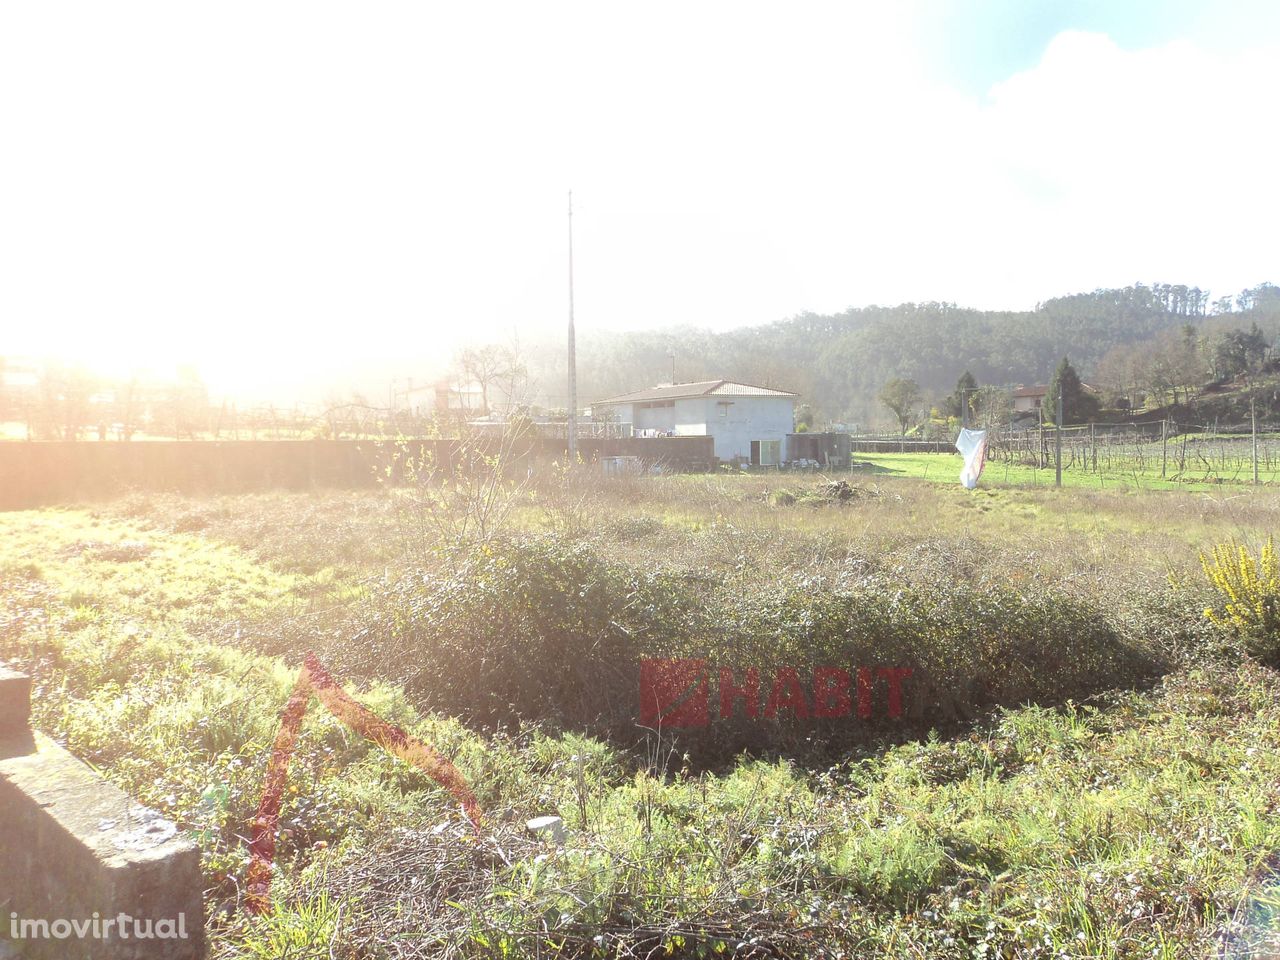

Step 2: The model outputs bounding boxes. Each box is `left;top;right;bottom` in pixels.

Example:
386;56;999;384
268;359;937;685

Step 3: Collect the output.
246;652;482;914
639;658;709;728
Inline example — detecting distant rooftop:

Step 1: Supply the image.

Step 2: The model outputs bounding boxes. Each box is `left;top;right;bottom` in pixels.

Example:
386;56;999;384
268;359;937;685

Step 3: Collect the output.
1013;381;1098;398
1012;384;1049;398
595;379;798;404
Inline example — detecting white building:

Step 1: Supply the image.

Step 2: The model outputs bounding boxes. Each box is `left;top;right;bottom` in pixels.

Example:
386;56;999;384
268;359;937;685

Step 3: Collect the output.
592;379;797;464
1011;382;1099;417
1012;384;1049;415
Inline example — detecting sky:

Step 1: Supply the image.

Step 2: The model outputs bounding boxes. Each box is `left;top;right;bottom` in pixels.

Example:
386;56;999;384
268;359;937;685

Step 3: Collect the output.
2;1;1278;402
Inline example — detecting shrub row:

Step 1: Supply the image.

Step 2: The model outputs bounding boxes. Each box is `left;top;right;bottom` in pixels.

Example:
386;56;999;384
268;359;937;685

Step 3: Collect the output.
360;536;1162;758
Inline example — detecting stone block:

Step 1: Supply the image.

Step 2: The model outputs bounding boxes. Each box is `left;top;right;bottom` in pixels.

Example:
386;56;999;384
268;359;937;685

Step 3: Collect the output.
0;668;31;737
0;732;204;959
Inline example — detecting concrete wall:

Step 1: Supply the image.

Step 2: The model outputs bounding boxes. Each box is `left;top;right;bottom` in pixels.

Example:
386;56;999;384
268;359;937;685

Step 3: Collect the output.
698;396;795;461
0;436;715;510
0;667;204;959
788;432;852;468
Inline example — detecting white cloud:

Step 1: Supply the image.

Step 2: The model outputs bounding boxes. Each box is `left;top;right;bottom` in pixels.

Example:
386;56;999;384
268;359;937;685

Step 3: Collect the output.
0;5;1276;400
971;31;1279;300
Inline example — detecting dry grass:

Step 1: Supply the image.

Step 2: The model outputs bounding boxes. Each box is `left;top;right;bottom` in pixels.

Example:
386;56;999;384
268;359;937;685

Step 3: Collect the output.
101;472;1280;589
3;471;1276;956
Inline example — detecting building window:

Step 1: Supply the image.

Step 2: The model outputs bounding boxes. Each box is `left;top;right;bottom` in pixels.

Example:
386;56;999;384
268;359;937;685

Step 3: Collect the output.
717;401;732;418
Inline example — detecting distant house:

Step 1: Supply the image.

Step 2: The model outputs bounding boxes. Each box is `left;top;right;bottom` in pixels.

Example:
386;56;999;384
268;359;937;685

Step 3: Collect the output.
1012;384;1049;414
430;379;485;415
592;379;797;464
1012;381;1099;417
0;358;40;392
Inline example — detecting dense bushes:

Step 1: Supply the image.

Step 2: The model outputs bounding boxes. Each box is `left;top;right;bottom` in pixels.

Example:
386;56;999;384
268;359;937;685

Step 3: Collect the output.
360;538;702;729
720;577;1153;706
362;536;1160;756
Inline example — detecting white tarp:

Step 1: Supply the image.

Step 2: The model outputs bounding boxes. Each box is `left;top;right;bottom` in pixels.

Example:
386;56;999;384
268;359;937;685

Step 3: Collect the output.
955;428;988;489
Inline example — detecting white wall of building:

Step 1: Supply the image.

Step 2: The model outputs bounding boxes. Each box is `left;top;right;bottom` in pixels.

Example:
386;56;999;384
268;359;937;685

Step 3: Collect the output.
698;395;794;460
673;397;709;435
596;394;795;461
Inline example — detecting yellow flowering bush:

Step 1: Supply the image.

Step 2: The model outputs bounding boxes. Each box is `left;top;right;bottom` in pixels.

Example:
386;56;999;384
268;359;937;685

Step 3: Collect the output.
1201;537;1280;665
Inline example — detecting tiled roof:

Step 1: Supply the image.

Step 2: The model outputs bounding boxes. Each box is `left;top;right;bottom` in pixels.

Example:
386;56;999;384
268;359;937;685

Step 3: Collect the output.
595;380;798;404
1013;382;1098;398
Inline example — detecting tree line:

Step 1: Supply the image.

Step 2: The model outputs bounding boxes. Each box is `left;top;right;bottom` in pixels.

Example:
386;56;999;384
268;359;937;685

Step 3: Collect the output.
510;281;1280;430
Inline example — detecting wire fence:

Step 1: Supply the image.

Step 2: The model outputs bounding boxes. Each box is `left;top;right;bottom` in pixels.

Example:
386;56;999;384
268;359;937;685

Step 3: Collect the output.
854;420;1280;484
995;421;1278;481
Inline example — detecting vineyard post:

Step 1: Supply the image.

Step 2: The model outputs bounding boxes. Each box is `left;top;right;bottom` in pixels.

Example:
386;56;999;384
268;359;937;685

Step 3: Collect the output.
1161;419;1168;479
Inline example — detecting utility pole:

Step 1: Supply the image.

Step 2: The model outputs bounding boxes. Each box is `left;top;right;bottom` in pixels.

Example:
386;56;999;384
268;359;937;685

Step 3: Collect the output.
1055;389;1063;487
567;191;578;463
1252;393;1259;485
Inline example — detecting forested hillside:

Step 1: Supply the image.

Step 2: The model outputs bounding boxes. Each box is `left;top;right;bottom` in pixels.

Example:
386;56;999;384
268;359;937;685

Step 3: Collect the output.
520;282;1280;427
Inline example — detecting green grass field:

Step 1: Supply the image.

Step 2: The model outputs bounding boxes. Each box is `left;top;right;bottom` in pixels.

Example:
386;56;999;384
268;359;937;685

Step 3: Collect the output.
2;473;1280;957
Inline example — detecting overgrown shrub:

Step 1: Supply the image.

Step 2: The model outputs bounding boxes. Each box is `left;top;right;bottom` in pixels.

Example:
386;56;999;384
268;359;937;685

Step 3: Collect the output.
720;576;1152;701
362;535;1159;758
361;537;704;729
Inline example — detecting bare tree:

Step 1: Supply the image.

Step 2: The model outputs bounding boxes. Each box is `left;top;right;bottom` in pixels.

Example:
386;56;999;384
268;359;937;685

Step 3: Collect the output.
30;363;96;440
1095;343;1143;411
458;344;520;416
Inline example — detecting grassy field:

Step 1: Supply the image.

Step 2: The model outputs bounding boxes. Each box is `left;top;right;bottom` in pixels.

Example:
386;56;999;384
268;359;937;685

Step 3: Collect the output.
2;472;1280;957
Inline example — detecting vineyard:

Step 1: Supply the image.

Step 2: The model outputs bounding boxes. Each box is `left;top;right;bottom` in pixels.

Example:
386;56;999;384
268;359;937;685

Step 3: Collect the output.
851;420;1280;487
993;421;1280;482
